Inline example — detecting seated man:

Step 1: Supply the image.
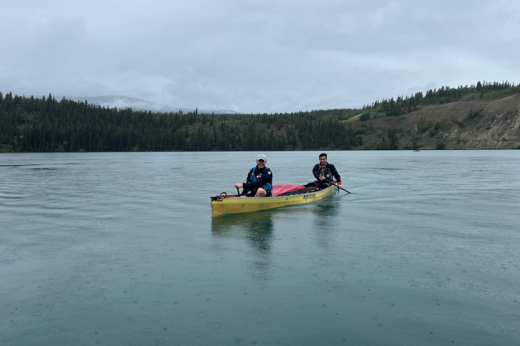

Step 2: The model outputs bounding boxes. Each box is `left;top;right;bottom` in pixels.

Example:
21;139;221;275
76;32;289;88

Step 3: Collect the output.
311;153;342;189
234;154;273;197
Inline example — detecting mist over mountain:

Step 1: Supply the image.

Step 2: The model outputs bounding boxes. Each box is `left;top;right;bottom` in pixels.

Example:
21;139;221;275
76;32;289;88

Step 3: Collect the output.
64;95;237;114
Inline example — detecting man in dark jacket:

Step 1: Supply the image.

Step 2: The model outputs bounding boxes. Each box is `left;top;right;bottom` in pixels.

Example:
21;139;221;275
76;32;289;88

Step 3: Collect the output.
312;153;342;189
234;154;273;197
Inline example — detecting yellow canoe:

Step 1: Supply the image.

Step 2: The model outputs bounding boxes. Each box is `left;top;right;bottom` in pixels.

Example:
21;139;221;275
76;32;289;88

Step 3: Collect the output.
211;185;338;217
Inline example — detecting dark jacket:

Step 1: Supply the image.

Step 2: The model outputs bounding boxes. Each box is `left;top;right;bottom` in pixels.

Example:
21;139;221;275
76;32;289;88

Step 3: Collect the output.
313;163;341;183
244;166;273;196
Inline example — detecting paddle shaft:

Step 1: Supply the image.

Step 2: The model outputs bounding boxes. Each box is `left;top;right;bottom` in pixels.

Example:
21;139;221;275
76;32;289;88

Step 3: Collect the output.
328;181;351;194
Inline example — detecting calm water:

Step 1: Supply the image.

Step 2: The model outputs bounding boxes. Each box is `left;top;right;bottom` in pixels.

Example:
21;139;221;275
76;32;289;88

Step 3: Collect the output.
1;151;519;346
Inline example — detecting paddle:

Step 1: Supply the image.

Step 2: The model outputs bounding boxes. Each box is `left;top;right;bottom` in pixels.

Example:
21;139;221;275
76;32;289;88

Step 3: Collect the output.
328;181;351;194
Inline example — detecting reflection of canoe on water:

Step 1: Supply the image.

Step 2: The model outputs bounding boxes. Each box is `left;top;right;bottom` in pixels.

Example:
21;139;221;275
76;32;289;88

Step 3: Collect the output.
211;184;338;217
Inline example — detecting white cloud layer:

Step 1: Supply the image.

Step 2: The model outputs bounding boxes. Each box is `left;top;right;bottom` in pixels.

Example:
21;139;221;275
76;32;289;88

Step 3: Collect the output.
1;0;519;113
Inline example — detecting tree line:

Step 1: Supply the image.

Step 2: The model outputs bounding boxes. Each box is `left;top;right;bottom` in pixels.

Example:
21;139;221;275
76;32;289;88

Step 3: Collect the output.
0;92;362;152
362;81;519;118
1;80;518;152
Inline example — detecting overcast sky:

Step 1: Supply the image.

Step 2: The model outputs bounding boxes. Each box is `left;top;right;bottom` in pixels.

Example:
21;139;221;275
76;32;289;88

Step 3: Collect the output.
1;0;519;113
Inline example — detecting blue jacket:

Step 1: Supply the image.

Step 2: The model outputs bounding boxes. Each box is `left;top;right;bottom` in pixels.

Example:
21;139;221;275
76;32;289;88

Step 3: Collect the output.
244;166;273;196
313;163;341;183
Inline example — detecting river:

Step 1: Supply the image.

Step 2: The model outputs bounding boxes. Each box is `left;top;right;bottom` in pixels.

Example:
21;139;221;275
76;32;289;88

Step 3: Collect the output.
1;150;519;346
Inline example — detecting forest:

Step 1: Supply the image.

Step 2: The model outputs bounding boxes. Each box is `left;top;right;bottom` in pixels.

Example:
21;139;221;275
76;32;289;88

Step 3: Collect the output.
1;81;519;152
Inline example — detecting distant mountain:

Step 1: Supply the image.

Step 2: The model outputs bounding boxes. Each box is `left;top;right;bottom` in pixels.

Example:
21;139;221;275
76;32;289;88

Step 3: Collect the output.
65;95;237;114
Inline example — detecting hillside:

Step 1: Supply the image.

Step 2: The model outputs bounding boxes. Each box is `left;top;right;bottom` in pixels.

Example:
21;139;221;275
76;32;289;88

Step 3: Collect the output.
348;94;520;150
1;84;519;152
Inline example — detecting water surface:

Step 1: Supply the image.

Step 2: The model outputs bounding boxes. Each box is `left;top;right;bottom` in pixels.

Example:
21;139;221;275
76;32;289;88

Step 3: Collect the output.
1;151;519;346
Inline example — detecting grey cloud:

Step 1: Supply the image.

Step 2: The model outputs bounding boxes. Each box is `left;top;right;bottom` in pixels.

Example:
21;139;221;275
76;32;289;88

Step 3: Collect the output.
1;0;519;113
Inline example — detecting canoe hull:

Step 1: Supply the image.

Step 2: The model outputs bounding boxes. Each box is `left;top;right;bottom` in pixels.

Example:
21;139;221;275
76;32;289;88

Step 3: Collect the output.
211;185;338;217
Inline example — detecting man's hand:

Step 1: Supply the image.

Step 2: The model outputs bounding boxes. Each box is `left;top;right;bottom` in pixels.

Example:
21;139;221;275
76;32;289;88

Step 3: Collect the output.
234;183;243;189
337;183;342;188
319;176;326;181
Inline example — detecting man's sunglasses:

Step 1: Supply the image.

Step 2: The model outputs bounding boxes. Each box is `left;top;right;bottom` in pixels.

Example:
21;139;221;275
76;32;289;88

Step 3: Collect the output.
257;159;265;162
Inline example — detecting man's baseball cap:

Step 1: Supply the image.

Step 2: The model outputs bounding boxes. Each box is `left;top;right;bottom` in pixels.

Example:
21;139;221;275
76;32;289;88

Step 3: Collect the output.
257;154;267;161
